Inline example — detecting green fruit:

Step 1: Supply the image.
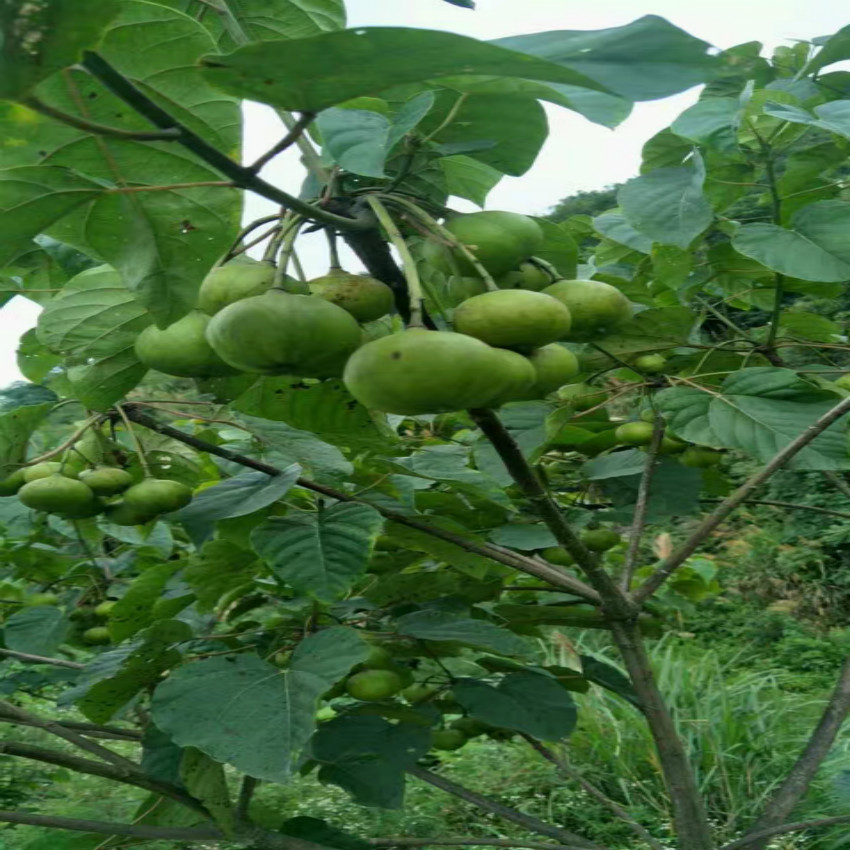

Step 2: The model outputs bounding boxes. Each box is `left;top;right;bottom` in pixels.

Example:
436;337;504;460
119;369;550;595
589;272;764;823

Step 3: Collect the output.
78;466;133;496
679;446;722;468
23;461;79;482
543;279;632;341
104;500;156;526
496;260;551;291
24;592;60;607
656;435;688;455
556;383;608;411
421;211;544;276
94;600;116;619
615;421;656;446
82;626;111;646
431;728;468;751
362;644;394;670
18;475;98;517
345;669;404;701
634;353;667;374
123;479;193;516
639;408;660;423
835;374;850;390
343;329;506;415
541;546;574;566
453;289;571;351
523;344;580;398
486;348;537;407
581;528;621;551
402;683;439;704
135;310;239;378
450;717;489;737
574;430;620;457
0;468;26;496
309;269;395;322
446;275;487;306
197;257;276;315
206;290;362;377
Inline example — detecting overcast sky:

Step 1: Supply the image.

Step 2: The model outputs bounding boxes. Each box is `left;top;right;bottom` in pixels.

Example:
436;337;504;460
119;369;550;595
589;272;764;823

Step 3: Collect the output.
1;0;847;387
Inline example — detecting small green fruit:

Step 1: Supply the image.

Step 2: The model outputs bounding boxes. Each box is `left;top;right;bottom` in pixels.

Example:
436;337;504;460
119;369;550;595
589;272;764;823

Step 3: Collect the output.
615;421;656;446
123;479;193;515
362;644;394;670
197;257;276;315
104;500;156;526
206;290;362;377
82;626;111;646
345;669;404;701
581;528;621;551
540;546;574;566
24;592;60;607
523;344;580;398
78;466;133;497
486;348;537;407
402;683;439;704
431;728;468;751
543;279;632;341
634;353;667;374
0;468;26;496
656;435;688;455
135;311;240;378
94;600;116;619
309;269;394;322
453;289;571;350
639;408;660;423
23;461;78;482
679;446;722;468
496;260;551;291
450;717;489;737
556;383;608;411
18;475;98;517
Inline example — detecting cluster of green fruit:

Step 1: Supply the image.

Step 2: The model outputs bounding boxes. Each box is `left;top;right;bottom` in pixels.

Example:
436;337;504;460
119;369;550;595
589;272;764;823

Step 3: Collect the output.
344;211;634;415
0;434;192;524
68;599;116;646
134;255;395;381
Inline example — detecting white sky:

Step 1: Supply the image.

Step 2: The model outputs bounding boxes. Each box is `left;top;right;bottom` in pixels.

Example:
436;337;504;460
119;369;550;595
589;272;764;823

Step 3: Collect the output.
1;0;846;387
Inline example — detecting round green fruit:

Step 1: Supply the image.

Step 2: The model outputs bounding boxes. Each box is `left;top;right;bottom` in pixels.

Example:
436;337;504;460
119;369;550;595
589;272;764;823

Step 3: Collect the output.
362;644;394;670
453;289;571;350
486;348;537;407
639;408;660;423
24;592;60;607
496;260;551;291
634;353;667;374
543;279;632;341
679;446;722;468
431;728;468;751
104;500;156;526
345;669;404;701
23;461;78;482
123;479;192;516
78;466;133;497
206;290;361;377
0;468;26;496
402;683;439;704
18;475;98;517
82;626;111;646
421;211;544;276
656;435;688;455
615;421;656;446
575;429;620;457
446;275;487;306
556;383;608;411
309;269;395;322
94;600;116;619
197;257;276;315
523;344;580;398
540;546;574;566
135;311;239;378
581;528;621;551
450;717;489;737
835;374;850;391
343;329;506;415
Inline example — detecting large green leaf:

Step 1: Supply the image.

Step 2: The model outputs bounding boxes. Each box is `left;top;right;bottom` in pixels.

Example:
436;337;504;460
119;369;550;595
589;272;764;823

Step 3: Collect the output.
151;628;369;782
452;672;578;740
801;24;850;76
180;749;234;835
438;155;502;206
184;540;260;611
252;503;383;602
200;27;615;112
587;306;697;360
2;606;68;656
0;382;57;477
732;200;850;282
656;367;850;470
64;348;148;412
593;213;653;253
671;97;739;149
215;0;346;49
396;609;530;657
0;0;120;99
618;160;714;248
108;563;178;642
493;15;717;101
762;101;850;142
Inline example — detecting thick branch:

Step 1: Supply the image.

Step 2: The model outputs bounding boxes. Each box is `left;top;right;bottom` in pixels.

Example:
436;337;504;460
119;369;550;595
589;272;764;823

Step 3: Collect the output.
370;840;589;850
635;393;850;603
121;406;599;602
0;647;83;669
3;716;141;741
744;656;850;849
79;52;368;231
717;815;850;850
408;766;603;850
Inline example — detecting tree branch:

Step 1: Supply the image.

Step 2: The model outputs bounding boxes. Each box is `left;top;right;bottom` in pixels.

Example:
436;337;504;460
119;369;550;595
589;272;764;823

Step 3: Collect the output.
700;497;850;520
521;735;665;850
408;766;603;850
717;815;850;850
2;716;141;741
78;51;368;231
370;840;590;850
120;406;599;603
634;393;850;603
248;112;316;173
0;648;83;669
236;775;259;824
743;656;850;850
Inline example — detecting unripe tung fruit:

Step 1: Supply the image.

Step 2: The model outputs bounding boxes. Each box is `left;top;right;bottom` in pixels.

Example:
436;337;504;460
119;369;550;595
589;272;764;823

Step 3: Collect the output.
123;478;193;515
402;683;439;704
542;279;632;341
94;600;116;619
450;717;489;737
431;728;468;751
78;466;133;497
581;528;621;551
345;669;404;701
104;500;157;526
496;260;551;291
308;269;395;322
634;353;667;374
197;257;276;315
362;644;394;669
82;626;111;646
24;592;60;607
678;446;722;468
135;311;240;378
556;383;608;411
656;435;688;455
540;546;574;566
0;468;27;495
453;290;571;350
206;290;361;378
522;344;580;398
343;330;507;415
615;421;656;446
486;348;537;407
23;461;79;482
18;475;98;517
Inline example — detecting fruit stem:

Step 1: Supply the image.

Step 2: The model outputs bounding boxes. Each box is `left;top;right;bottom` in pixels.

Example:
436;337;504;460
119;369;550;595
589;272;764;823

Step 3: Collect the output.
272;217;305;288
325;228;342;269
366;196;425;328
527;257;560;283
115;404;151;477
379;194;500;292
23;416;101;468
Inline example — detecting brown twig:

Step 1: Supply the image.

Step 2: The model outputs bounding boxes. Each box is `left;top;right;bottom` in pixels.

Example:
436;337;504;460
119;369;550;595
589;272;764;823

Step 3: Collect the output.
0;810;218;840
248;112;316;173
717;815;850;850
0;648;83;669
